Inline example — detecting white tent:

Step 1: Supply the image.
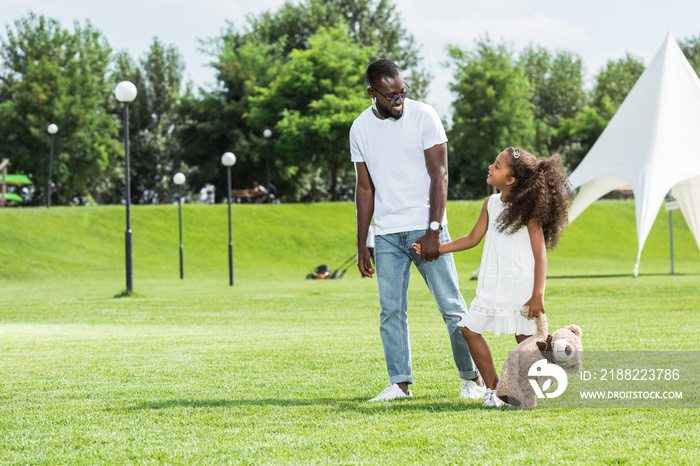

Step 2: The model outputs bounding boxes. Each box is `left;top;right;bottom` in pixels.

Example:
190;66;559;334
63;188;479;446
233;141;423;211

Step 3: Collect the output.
568;32;700;276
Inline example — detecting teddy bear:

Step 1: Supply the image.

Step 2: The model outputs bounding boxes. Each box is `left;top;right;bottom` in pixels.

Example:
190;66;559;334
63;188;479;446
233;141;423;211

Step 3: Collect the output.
495;307;583;408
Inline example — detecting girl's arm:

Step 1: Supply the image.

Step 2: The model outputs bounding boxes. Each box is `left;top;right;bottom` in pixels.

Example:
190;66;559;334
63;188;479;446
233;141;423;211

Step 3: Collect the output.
439;197;490;254
525;219;547;318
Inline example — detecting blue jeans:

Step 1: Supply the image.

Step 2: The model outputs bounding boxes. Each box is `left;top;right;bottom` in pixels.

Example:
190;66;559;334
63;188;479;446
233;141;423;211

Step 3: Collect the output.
374;228;478;385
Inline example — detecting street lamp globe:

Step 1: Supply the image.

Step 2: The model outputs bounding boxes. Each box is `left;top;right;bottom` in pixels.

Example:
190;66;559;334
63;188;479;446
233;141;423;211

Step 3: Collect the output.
115;81;138;103
173;172;186;185
47;124;58;135
263;129;272;139
221;152;236;167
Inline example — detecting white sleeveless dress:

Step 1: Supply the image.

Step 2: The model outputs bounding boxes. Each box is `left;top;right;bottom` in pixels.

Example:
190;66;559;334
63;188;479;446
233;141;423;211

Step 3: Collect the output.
459;194;537;336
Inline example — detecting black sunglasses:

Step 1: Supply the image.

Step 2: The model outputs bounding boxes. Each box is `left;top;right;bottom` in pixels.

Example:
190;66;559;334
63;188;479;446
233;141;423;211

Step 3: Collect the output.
372;84;411;105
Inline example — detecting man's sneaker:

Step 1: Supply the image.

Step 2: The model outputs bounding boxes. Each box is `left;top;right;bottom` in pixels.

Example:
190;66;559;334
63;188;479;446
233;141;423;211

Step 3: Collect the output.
459;379;486;400
368;384;412;402
483;388;506;407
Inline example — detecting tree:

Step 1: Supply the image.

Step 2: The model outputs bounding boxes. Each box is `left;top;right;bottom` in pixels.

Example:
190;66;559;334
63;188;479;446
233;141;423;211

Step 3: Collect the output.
559;53;645;171
179;0;425;202
520;46;586;160
113;39;191;204
0;13;120;205
246;0;427;96
679;34;700;76
177;35;283;202
247;25;373;200
591;53;645;114
447;38;535;199
557;97;616;172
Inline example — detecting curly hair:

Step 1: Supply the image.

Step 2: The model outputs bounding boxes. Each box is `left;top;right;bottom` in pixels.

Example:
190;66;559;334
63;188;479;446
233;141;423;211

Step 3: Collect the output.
365;59;401;88
497;147;574;250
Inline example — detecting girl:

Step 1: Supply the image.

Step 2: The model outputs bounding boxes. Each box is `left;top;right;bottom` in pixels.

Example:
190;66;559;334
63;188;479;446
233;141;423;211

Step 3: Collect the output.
414;147;573;406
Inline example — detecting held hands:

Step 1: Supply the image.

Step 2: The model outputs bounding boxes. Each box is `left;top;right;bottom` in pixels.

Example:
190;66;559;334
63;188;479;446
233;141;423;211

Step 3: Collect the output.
413;231;441;261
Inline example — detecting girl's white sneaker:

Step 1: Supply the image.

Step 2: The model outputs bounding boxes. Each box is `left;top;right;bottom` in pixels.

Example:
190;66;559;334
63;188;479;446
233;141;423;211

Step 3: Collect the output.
483;388;505;407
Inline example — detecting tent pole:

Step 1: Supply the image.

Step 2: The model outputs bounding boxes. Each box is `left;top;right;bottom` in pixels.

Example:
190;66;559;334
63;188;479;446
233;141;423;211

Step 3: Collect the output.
669;210;675;275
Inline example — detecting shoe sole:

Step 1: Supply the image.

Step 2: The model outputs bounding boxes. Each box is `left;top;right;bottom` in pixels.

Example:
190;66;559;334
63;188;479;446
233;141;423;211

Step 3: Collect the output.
368;391;413;402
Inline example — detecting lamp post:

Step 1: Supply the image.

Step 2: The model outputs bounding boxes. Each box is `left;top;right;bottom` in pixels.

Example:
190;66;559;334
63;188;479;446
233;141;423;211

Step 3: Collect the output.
263;129;272;193
221;152;237;286
115;81;138;293
174;172;186;279
47;123;58;208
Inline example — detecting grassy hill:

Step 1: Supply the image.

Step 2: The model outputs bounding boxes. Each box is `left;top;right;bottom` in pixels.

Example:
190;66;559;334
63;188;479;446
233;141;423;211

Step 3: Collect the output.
0;199;698;284
1;200;698;463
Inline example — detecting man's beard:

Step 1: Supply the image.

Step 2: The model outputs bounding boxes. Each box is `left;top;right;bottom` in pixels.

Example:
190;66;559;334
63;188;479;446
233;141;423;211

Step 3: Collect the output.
376;100;404;120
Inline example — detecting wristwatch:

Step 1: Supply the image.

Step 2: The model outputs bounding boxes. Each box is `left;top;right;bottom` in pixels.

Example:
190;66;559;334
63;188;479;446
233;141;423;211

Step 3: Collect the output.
429;221;442;232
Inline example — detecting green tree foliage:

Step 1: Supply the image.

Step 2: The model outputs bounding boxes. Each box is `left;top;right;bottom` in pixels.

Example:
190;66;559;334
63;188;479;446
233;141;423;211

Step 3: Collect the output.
0;13;119;205
520;47;586;161
559;53;645;171
247;25;373;201
178;0;424;202
7;10;699;206
177;35;282;202
557;97;617;172
112;39;191;204
679;35;700;76
246;0;427;95
447;39;535;199
591;53;645;113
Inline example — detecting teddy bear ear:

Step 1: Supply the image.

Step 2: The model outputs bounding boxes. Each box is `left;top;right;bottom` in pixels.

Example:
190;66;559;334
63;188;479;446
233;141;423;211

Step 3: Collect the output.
566;324;582;338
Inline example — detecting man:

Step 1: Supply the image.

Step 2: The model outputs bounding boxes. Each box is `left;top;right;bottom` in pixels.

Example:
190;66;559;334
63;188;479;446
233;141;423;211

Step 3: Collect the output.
350;58;484;402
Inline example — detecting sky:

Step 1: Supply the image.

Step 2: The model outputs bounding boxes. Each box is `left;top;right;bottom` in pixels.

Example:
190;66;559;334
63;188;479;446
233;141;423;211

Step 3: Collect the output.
3;0;700;119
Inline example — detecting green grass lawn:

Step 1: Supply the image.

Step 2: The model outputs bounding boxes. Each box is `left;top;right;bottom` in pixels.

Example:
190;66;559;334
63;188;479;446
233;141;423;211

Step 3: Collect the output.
1;201;699;463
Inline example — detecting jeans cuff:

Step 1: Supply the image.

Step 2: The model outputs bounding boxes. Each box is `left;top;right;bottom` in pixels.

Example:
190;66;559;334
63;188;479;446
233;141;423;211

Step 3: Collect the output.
389;374;413;385
459;369;480;380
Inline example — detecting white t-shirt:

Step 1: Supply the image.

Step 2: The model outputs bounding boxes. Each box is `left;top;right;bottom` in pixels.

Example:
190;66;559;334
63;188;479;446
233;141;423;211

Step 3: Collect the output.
350;98;448;235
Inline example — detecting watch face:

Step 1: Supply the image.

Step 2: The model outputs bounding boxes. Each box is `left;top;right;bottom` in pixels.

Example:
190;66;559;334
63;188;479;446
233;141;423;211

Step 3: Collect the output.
430;221;440;230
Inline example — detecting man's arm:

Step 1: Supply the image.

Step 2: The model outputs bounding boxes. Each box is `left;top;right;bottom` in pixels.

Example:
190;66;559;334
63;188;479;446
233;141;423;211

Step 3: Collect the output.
415;142;448;261
355;161;375;277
